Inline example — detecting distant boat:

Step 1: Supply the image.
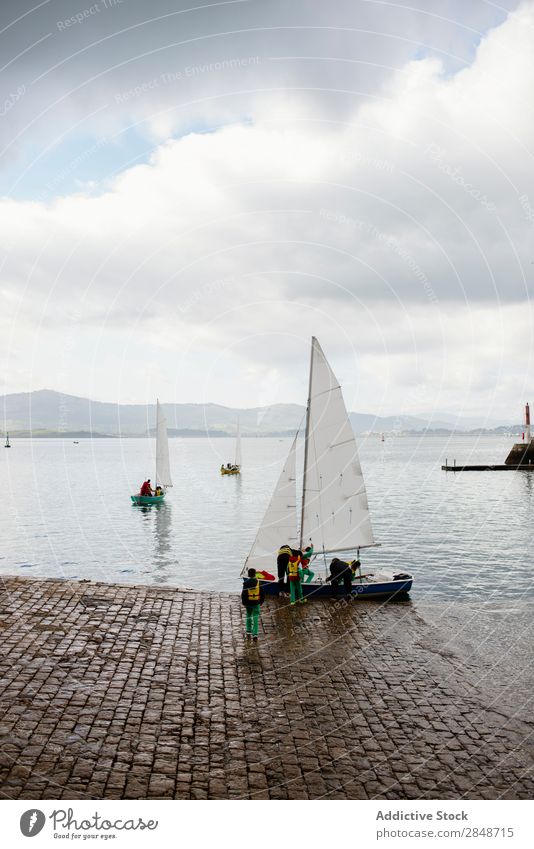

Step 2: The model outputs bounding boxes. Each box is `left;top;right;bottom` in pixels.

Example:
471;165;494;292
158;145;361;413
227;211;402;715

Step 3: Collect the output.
131;400;173;505
381;433;385;443
221;417;241;475
243;337;413;599
4;433;10;448
73;441;79;444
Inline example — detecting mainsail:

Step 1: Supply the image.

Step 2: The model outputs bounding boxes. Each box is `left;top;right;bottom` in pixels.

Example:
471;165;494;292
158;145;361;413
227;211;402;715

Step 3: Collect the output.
155;399;173;488
300;337;374;553
234;418;242;468
244;435;298;573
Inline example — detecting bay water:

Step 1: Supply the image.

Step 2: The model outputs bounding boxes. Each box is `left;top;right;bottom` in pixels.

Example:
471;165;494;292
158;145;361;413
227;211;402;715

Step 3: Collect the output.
1;434;533;601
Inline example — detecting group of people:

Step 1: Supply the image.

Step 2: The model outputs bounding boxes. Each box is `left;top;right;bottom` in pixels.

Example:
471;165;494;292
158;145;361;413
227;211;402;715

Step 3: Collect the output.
139;480;164;497
221;463;240;472
276;544;315;604
241;541;363;641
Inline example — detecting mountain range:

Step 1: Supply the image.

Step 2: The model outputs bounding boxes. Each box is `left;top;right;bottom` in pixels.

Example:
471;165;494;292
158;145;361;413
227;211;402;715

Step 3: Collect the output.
0;389;515;437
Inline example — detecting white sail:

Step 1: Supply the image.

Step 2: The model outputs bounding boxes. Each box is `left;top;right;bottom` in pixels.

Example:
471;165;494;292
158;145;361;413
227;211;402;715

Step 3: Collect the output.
234;418;242;468
244;436;298;573
155;400;173;488
300;337;374;553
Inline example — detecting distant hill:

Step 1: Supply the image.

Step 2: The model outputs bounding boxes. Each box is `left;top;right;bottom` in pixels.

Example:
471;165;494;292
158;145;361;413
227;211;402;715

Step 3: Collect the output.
0;389;510;437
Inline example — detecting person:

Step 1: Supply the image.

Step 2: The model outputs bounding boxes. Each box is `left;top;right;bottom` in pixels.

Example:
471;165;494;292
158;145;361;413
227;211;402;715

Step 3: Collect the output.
326;557;358;599
155;485;162;496
277;544;292;595
288;549;307;605
300;544;315;583
241;567;266;641
140;479;153;496
227;463;232;469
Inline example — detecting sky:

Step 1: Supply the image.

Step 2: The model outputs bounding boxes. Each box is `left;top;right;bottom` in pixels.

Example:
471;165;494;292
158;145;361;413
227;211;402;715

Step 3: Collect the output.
0;0;532;424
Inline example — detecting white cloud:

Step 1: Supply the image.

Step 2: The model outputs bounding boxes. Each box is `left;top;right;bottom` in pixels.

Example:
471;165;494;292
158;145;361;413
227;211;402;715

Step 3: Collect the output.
1;1;533;420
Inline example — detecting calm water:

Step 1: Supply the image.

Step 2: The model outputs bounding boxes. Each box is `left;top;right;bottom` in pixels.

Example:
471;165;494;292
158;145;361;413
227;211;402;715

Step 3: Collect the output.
1;434;533;600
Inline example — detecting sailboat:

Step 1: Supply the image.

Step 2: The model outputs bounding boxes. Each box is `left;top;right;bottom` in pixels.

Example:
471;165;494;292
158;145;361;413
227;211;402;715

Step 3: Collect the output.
4;433;10;448
131;400;173;505
243;338;413;598
221;418;241;475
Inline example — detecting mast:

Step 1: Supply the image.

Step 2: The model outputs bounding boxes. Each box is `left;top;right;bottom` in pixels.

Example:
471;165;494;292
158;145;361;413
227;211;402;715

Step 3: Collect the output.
235;417;242;467
155;399;159;484
299;337;315;550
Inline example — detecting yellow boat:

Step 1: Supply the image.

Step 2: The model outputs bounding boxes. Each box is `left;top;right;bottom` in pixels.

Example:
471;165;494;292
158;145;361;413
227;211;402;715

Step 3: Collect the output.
221;464;240;475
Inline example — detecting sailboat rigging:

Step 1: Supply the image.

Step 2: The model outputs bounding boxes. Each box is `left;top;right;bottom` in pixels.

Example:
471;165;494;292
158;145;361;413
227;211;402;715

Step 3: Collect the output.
4;433;10;448
243;337;413;598
221;418;242;475
131;400;172;505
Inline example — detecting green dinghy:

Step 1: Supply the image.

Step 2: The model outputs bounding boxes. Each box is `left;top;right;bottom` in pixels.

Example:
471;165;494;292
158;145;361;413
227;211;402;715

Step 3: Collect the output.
131;493;166;506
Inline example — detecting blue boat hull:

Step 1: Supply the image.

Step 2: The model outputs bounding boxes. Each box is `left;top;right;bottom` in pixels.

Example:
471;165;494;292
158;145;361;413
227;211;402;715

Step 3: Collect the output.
131;494;166;505
260;577;412;600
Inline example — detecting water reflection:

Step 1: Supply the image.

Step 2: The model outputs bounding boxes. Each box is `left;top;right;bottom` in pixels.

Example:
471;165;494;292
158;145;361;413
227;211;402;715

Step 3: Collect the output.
153;503;173;584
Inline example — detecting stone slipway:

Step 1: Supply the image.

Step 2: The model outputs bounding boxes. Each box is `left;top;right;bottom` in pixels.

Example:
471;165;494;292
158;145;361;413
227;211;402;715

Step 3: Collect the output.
0;576;532;800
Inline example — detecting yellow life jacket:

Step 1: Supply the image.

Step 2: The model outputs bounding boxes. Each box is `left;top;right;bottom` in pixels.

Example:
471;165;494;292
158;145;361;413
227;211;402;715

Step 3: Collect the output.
247;580;260;603
288;558;300;578
278;545;292;557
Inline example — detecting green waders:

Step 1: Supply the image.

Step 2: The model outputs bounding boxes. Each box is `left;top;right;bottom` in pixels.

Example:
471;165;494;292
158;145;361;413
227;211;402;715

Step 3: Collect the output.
289;579;305;604
245;605;260;636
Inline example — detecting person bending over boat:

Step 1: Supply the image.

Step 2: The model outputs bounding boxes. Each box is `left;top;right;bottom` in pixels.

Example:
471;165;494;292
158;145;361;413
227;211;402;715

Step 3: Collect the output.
277;544;292;596
300;544;315;583
288;550;307;605
241;567;266;641
326;557;358;599
140;479;153;497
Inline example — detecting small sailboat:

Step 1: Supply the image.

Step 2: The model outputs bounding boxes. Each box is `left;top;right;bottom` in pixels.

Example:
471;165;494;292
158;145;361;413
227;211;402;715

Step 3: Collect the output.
4;433;10;448
243;337;413;599
131;400;173;505
221;418;241;475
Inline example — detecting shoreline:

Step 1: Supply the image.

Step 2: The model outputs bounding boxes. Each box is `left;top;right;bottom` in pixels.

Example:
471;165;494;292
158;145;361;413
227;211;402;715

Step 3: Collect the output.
0;575;532;800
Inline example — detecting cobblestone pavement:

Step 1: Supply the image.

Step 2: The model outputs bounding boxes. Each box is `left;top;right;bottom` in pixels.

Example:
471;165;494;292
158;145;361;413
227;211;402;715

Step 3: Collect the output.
0;576;532;800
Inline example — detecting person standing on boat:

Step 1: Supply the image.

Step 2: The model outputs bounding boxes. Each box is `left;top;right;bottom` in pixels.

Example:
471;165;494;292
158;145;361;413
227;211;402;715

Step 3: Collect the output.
299;544;315;583
241;567;266;641
277;544;292;596
326;557;355;599
140;479;153;497
288;550;307;605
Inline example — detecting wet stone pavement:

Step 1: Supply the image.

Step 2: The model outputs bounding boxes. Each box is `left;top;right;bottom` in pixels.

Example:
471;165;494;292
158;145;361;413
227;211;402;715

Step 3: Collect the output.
0;576;532;800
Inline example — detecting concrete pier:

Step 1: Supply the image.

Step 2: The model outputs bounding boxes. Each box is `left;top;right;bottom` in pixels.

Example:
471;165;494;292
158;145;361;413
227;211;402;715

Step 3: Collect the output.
504;442;534;465
0;576;532;800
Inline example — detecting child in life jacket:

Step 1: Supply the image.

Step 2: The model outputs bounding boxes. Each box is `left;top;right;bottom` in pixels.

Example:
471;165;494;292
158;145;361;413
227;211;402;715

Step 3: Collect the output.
241;568;266;640
299;544;315;583
287;550;307;605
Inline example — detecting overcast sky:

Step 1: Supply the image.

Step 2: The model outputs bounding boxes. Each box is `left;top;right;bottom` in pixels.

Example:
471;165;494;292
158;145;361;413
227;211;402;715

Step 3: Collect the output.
0;0;532;423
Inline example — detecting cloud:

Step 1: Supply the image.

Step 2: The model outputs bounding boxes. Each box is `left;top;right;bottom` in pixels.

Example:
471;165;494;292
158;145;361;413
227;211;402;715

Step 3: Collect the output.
0;0;533;420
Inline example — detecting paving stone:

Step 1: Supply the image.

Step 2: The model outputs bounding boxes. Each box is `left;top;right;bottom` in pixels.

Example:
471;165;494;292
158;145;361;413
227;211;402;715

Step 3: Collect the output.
0;576;532;800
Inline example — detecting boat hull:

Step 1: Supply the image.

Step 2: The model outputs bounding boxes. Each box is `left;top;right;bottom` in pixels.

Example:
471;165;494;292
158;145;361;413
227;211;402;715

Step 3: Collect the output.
131;494;166;505
260;577;412;599
221;468;240;475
